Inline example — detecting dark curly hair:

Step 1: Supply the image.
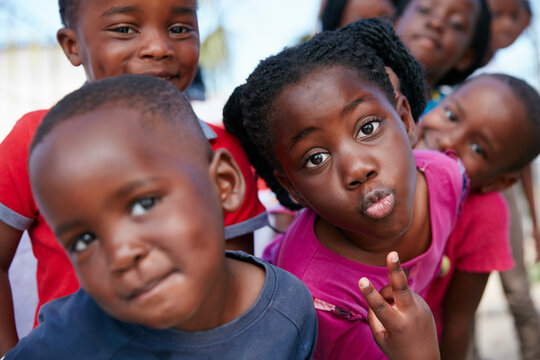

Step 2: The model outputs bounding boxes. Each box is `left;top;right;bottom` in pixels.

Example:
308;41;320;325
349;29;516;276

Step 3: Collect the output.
223;18;425;210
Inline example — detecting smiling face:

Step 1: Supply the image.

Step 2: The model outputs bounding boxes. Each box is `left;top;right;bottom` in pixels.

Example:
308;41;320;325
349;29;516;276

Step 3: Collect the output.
396;0;479;86
29;106;230;330
417;76;527;192
272;66;418;242
57;0;199;92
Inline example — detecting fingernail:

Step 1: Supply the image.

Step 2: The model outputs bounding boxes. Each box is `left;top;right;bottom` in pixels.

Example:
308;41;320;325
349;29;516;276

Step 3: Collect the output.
389;251;399;263
358;277;370;289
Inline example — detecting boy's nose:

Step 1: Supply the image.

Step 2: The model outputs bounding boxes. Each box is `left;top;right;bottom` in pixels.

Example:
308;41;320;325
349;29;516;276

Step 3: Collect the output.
106;232;150;275
139;31;174;60
439;132;458;152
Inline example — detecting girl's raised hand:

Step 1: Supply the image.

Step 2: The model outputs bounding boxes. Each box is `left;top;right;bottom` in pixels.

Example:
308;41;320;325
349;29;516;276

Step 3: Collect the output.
358;251;440;360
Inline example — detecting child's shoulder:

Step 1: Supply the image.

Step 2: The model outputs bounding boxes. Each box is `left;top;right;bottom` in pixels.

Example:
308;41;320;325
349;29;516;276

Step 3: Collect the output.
2;109;48;147
414;149;468;188
227;250;316;323
5;289;139;359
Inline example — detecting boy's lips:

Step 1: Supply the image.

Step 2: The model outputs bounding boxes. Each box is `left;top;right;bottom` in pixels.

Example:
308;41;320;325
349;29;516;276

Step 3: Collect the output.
126;271;175;301
361;189;395;219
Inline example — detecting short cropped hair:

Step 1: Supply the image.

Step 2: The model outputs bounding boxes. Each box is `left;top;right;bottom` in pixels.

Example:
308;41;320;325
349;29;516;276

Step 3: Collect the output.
31;75;204;155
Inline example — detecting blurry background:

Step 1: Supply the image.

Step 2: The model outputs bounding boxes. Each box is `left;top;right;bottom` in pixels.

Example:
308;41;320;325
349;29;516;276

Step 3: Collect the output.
1;1;540;359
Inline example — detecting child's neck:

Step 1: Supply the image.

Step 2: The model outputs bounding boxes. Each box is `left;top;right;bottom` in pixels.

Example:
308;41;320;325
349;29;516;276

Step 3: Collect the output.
315;168;431;266
171;256;265;332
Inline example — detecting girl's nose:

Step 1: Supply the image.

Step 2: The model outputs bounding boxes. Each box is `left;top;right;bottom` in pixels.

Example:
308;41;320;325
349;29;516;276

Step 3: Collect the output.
426;13;445;33
341;152;377;190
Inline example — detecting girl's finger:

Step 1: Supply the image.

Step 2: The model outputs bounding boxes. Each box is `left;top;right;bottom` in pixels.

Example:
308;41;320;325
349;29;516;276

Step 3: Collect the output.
386;251;414;309
358;277;396;326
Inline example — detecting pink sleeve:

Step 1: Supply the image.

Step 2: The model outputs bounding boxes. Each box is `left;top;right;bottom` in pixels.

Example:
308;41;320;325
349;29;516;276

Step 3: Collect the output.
453;192;514;273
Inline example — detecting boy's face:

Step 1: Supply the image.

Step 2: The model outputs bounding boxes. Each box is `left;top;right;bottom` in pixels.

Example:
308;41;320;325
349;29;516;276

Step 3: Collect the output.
395;0;478;86
417;76;526;192
58;0;199;92
30;107;237;330
272;66;418;243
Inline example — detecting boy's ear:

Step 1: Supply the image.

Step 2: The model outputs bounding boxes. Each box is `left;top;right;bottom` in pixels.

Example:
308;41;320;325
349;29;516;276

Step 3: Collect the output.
454;48;475;72
57;28;82;67
273;169;309;208
395;93;418;147
209;148;245;213
478;172;520;193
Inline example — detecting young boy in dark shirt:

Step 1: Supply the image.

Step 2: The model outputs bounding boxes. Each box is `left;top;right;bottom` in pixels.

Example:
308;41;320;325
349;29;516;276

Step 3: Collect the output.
4;75;317;360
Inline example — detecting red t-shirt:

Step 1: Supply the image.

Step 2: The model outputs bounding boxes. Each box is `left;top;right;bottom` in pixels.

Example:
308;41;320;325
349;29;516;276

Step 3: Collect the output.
0;110;267;325
425;191;514;338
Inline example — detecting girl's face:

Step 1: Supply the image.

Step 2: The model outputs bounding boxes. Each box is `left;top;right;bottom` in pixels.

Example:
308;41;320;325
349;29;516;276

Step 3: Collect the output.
272;66;418;242
396;0;479;86
417;76;527;192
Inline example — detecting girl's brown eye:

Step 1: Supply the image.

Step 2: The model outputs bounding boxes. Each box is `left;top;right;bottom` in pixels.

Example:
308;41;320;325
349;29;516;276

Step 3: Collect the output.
305;152;330;168
362;123;374;135
357;120;380;138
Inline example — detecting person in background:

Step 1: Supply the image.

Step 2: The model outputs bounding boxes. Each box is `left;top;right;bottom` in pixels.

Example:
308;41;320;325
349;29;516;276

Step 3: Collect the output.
395;0;491;111
416;73;540;360
474;2;540;359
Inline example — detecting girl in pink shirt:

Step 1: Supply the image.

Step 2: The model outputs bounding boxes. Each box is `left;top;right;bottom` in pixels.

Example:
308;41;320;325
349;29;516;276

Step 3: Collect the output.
224;18;467;359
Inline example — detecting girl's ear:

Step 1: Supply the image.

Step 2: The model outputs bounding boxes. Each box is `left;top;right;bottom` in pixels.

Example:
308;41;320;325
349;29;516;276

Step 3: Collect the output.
273;169;309;208
477;172;520;193
57;28;82;67
395;93;418;147
209;148;245;213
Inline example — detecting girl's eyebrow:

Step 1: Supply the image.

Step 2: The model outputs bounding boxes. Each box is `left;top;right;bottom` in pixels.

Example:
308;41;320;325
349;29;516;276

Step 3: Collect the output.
341;96;377;118
289;127;319;152
288;95;378;152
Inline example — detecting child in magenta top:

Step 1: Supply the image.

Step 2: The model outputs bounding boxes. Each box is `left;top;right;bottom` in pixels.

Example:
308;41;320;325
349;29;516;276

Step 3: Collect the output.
224;18;466;359
417;73;540;359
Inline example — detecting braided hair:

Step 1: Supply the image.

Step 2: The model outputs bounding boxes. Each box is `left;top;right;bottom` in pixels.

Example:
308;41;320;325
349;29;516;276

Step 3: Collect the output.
223;18;425;210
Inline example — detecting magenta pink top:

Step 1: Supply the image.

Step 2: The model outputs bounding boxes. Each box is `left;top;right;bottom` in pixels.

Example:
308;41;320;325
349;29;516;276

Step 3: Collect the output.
263;150;468;359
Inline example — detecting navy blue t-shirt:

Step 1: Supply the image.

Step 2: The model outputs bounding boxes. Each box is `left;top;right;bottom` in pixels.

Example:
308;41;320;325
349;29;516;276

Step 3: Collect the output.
6;251;317;359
